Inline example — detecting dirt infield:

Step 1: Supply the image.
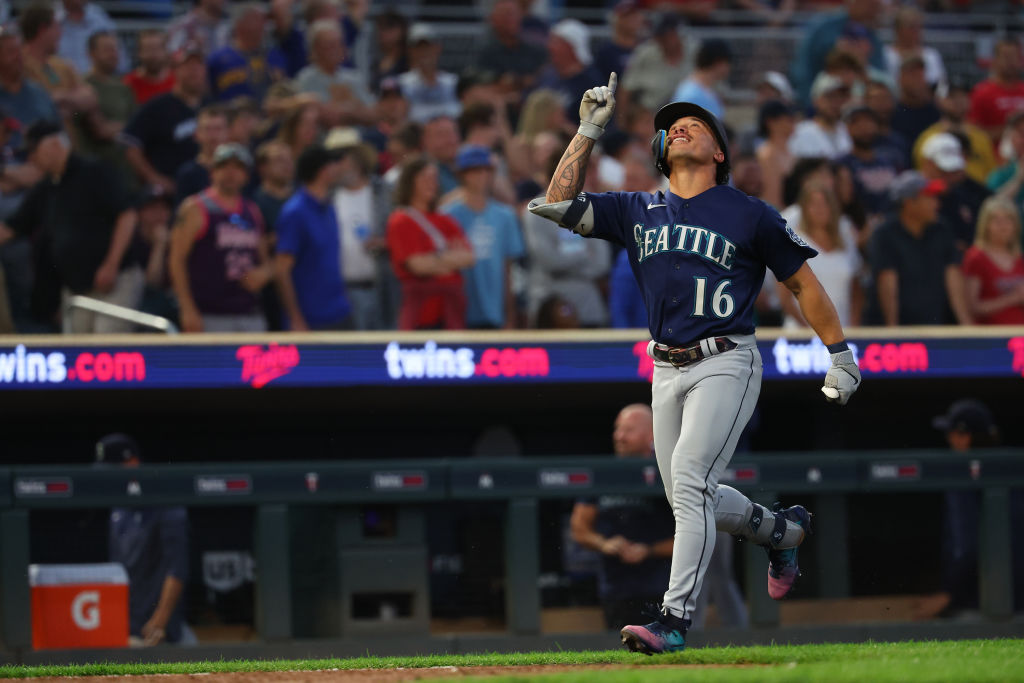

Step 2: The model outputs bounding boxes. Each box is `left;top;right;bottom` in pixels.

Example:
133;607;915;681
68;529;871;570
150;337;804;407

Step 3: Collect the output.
23;663;756;682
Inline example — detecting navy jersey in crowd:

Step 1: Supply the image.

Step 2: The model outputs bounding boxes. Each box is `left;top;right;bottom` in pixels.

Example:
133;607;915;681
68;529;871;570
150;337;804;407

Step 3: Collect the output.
585;186;817;346
188;189;264;315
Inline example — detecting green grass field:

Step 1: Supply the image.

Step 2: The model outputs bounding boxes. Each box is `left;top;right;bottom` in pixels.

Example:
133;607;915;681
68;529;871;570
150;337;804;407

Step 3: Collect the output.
1;639;1022;682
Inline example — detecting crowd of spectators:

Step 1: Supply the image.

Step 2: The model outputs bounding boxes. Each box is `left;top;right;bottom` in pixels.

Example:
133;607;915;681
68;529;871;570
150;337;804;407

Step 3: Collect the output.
0;0;1021;335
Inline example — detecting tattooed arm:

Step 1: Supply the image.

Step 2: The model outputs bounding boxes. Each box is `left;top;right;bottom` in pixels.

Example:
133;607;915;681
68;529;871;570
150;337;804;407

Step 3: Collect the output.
545;134;596;204
529;73;616;234
546;72;617;203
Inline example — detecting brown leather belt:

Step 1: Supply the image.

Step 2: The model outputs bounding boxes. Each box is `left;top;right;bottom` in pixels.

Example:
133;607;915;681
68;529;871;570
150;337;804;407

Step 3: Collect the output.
651;337;738;367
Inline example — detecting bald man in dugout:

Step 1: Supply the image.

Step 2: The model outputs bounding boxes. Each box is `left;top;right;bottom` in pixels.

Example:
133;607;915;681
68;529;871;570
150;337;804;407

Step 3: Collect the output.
571;404;676;629
571;404;749;631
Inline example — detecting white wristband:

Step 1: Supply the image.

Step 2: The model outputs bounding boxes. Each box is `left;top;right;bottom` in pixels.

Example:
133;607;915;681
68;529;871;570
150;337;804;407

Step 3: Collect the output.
577;121;605;140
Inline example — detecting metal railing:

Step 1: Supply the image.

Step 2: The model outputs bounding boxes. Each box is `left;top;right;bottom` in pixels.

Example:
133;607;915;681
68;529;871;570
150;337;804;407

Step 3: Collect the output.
63;296;179;335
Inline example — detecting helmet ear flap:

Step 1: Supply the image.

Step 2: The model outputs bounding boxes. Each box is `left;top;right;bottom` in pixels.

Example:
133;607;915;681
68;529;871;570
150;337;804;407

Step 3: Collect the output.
650;129;669;178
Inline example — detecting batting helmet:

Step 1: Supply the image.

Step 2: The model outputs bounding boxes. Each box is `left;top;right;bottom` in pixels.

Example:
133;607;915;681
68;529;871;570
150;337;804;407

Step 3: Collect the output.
650;102;731;185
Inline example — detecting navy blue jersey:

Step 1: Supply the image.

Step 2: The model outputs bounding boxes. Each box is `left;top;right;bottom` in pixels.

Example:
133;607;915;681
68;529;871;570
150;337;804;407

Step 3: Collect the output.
585;186;817;346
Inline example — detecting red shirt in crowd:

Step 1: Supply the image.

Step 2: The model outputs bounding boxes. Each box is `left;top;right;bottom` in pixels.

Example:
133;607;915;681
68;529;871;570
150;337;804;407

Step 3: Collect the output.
386;209;470;329
123;69;176;105
961;245;1024;325
967;79;1024;134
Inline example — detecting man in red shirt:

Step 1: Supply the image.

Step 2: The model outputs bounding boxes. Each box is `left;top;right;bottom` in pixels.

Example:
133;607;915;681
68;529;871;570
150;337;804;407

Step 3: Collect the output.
123;29;175;105
968;37;1024;143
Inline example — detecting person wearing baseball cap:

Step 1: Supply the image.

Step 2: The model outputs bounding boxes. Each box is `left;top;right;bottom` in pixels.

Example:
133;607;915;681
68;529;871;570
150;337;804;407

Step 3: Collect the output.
837;104;902;217
865;170;972;326
540;19;604;124
401;23;460;123
913;79;997;186
755;71;795;105
914;399;1011;620
442;145;525;329
97;433;192;645
169;142;272;333
325;126;391;330
919;131;992;253
789;73;852;160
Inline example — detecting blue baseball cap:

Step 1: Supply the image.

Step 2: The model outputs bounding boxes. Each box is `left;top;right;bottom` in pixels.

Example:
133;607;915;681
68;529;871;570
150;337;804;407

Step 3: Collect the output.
456;145;494;172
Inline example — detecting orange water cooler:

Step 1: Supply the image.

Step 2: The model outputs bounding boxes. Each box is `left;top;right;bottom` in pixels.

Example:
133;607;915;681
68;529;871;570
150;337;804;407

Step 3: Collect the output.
29;563;129;650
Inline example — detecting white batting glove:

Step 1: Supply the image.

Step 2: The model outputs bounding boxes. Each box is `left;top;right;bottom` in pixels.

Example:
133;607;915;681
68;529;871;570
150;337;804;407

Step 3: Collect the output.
578;72;617;140
821;350;861;405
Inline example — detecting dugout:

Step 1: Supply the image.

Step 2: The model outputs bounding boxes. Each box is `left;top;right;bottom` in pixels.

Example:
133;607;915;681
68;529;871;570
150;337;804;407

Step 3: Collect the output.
1;327;1022;643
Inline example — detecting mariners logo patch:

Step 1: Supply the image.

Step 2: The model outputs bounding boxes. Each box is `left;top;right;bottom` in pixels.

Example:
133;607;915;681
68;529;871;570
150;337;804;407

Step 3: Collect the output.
784;222;810;248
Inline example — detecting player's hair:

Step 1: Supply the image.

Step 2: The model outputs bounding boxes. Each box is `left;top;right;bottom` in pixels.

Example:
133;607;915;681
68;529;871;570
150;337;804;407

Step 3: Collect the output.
797;181;844;250
458;102;495;139
393;156;437;210
19;1;55;43
87;30;115;53
974;196;1022;256
517;89;563;142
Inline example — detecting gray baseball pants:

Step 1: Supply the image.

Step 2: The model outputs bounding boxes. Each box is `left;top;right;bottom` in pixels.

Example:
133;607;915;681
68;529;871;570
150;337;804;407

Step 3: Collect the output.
649;334;762;624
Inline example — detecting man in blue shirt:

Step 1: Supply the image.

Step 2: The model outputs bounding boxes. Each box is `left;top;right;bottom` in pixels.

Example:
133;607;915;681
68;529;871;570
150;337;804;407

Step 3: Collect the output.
671;40;732;121
275;143;352;330
442;145;525;329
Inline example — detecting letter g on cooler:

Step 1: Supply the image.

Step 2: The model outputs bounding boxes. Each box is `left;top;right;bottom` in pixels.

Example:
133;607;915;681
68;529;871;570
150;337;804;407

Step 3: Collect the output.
71;590;101;630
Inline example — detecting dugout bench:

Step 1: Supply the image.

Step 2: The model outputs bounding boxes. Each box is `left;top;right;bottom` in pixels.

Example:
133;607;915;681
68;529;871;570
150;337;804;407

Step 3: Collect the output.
0;450;1021;653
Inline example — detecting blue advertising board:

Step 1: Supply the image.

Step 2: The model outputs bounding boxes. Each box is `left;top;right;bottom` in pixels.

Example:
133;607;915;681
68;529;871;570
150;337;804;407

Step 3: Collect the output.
0;333;1021;391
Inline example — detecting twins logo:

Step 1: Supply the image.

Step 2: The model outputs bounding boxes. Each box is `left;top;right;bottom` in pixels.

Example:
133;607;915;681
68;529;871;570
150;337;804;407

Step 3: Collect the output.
236;344;300;388
1009;337;1024;377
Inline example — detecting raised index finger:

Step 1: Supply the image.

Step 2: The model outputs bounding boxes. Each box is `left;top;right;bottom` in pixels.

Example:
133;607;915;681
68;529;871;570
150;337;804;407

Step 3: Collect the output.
608;72;618;94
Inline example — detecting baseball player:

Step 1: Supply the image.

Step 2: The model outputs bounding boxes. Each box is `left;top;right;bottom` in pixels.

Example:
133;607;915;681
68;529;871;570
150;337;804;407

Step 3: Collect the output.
528;73;861;654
